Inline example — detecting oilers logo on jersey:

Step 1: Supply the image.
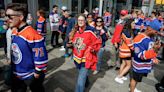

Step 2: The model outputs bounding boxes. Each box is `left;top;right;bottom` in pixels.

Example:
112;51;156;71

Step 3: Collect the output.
12;43;22;64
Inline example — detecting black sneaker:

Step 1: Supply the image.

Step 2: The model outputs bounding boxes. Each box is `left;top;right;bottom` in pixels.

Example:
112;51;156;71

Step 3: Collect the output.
115;67;120;70
155;83;164;92
108;66;114;69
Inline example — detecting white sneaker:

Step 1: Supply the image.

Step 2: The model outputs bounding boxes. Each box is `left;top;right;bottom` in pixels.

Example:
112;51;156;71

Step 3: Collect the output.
121;76;128;81
134;88;142;92
115;77;124;84
93;70;99;75
129;88;142;92
59;47;65;51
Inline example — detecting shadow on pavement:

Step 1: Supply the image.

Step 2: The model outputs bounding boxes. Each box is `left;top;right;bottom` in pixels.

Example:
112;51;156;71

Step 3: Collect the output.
44;50;112;92
44;68;77;92
47;57;66;72
47;47;55;53
85;50;111;91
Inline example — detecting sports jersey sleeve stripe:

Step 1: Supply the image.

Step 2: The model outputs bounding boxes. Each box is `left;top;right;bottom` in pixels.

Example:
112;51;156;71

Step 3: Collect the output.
34;60;48;64
35;67;47;71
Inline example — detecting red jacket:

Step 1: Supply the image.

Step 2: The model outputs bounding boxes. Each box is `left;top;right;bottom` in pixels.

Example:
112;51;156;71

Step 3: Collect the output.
84;38;102;70
72;26;102;70
111;24;124;44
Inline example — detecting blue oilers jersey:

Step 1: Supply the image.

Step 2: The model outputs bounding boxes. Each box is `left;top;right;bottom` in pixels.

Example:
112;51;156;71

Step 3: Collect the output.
132;33;157;73
11;26;48;80
36;16;46;36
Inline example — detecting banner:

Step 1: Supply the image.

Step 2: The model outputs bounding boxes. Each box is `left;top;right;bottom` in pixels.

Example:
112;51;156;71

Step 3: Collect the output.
156;0;164;4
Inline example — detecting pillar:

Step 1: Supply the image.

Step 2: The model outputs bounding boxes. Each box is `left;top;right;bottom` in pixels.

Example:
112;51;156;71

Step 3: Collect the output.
89;0;92;12
99;0;103;16
28;0;38;27
4;0;12;9
148;0;155;16
78;0;81;13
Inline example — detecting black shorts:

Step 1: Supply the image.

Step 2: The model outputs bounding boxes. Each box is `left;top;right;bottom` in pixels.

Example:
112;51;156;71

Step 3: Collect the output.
130;69;148;82
121;57;132;60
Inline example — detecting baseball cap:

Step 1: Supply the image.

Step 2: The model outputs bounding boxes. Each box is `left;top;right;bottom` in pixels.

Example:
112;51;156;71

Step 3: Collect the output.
61;6;67;10
95;7;99;11
120;10;128;16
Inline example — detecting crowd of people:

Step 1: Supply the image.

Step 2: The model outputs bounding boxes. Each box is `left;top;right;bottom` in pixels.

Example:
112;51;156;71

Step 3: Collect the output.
0;2;164;92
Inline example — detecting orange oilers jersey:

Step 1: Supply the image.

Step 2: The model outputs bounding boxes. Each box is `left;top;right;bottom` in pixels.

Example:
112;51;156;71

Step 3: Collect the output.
119;29;133;58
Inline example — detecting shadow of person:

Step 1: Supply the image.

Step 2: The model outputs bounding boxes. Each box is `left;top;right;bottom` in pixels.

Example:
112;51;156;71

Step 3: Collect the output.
47;47;55;53
85;50;111;92
47;57;66;72
44;50;112;92
44;68;77;92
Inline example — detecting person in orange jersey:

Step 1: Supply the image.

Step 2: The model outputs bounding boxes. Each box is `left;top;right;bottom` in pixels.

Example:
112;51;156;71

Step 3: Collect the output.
115;19;134;84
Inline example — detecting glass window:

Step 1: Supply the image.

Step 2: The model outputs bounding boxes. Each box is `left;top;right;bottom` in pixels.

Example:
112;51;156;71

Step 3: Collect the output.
0;0;5;9
72;0;78;15
38;0;49;18
12;0;27;3
38;0;49;11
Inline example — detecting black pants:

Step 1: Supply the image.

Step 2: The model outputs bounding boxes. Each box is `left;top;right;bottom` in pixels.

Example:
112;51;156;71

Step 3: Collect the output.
0;33;7;54
61;33;66;45
161;76;164;87
4;65;12;86
11;74;45;92
64;36;69;54
51;31;59;45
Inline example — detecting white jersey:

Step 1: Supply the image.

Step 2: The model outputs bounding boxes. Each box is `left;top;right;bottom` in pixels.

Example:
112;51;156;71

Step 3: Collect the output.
49;12;60;31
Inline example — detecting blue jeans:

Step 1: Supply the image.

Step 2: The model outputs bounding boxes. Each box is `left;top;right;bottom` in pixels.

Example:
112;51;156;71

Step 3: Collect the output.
75;67;89;92
64;36;69;54
96;47;105;71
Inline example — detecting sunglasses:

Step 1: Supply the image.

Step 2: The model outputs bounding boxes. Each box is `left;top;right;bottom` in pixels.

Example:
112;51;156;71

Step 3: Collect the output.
78;19;85;22
96;20;103;22
6;14;21;20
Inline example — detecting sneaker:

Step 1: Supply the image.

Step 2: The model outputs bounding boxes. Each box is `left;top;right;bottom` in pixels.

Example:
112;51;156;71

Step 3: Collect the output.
63;54;69;58
108;65;115;69
134;88;142;92
121;76;128;81
59;46;65;51
93;70;99;75
155;83;164;92
129;88;142;92
115;77;124;84
115;67;120;70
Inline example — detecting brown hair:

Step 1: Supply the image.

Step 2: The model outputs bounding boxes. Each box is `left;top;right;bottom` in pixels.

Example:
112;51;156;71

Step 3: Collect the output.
7;3;28;22
38;9;45;17
123;19;134;38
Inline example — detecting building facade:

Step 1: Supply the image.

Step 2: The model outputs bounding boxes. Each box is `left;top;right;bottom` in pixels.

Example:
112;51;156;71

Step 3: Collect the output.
1;0;106;26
